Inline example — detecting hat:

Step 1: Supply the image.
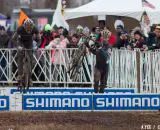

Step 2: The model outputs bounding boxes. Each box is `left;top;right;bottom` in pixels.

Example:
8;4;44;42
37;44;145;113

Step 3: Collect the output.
114;20;124;29
44;24;52;32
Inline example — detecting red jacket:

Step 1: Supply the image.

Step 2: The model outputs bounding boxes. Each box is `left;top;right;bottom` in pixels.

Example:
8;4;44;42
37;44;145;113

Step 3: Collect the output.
108;33;117;46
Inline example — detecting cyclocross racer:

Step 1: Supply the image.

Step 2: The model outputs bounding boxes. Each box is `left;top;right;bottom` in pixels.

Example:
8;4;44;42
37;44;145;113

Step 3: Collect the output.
12;18;40;89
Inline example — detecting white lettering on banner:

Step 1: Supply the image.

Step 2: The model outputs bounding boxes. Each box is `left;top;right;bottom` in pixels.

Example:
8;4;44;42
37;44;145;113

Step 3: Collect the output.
72;98;80;107
132;98;141;107
36;98;44;107
106;98;115;107
62;98;71;107
142;98;150;107
46;98;49;107
116;98;119;107
97;98;105;107
26;98;90;108
151;98;159;107
120;98;131;107
96;97;160;108
50;98;61;107
0;99;7;108
81;98;90;107
26;99;35;107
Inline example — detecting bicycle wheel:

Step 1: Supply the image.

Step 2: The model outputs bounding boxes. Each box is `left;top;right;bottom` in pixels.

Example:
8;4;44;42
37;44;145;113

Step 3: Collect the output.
68;45;86;74
23;50;32;90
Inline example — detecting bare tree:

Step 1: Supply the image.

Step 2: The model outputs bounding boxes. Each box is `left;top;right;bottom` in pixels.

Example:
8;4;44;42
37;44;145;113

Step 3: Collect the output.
0;0;20;15
0;0;4;13
0;0;93;15
45;0;57;9
44;0;93;8
67;0;93;8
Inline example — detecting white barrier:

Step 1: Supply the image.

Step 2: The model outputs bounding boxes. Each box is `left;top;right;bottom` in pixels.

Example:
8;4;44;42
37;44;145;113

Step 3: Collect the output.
140;51;160;93
0;49;160;93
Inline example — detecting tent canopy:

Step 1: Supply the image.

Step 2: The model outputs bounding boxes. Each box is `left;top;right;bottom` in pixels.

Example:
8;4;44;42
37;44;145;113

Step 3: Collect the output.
65;0;160;24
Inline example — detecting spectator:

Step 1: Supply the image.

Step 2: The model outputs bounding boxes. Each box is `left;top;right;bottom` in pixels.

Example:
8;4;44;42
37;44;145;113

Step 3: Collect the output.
116;25;124;37
99;20;105;30
57;26;64;35
46;29;69;63
147;25;160;50
46;30;69;85
67;34;79;48
102;27;117;46
131;30;148;51
94;26;102;43
116;31;129;49
40;24;52;48
0;26;9;48
0;26;9;83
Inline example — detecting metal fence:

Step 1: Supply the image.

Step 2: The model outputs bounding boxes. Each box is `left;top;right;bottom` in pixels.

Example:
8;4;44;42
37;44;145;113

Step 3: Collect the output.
0;48;160;93
140;50;160;93
0;48;94;87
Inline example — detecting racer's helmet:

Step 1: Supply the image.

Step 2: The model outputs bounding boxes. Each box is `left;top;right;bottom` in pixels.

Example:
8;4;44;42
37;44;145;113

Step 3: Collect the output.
44;24;52;32
23;18;34;34
76;25;83;34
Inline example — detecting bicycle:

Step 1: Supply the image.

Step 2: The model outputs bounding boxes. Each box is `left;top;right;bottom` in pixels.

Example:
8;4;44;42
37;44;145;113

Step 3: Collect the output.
67;44;87;81
17;48;32;91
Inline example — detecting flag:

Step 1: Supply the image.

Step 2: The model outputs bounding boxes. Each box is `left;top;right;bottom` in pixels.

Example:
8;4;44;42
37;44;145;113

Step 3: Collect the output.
140;11;151;37
18;9;29;27
51;0;69;30
142;0;155;9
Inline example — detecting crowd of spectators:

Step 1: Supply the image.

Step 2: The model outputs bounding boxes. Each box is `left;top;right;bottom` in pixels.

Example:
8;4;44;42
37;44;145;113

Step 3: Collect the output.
1;20;160;86
0;20;160;51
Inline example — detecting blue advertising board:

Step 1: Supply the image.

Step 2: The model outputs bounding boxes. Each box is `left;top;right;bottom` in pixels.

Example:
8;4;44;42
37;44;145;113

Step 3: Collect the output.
22;94;160;111
22;94;92;111
93;94;160;111
0;96;9;111
10;88;135;94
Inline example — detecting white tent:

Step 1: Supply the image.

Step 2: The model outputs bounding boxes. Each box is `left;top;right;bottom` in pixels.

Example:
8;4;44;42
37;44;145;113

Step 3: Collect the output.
65;0;160;24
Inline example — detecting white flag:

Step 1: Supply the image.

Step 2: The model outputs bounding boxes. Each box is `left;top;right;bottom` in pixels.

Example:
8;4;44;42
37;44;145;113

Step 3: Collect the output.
140;12;151;37
51;0;69;30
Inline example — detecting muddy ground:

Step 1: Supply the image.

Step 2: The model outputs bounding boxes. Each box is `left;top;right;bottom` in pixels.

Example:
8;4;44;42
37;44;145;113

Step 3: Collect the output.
0;112;160;130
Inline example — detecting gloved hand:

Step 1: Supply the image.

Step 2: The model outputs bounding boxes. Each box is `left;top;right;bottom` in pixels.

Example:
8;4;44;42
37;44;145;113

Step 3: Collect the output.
18;46;23;50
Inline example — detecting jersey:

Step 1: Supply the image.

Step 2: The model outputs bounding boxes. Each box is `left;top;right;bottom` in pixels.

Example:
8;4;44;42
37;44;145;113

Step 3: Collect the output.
17;26;39;49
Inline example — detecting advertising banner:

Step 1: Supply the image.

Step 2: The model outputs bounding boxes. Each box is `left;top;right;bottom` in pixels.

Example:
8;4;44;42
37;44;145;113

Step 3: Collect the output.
10;88;135;95
22;94;92;111
0;96;9;111
93;94;160;111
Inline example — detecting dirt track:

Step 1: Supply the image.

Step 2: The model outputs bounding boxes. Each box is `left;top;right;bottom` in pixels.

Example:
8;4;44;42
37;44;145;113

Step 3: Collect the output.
0;112;160;130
